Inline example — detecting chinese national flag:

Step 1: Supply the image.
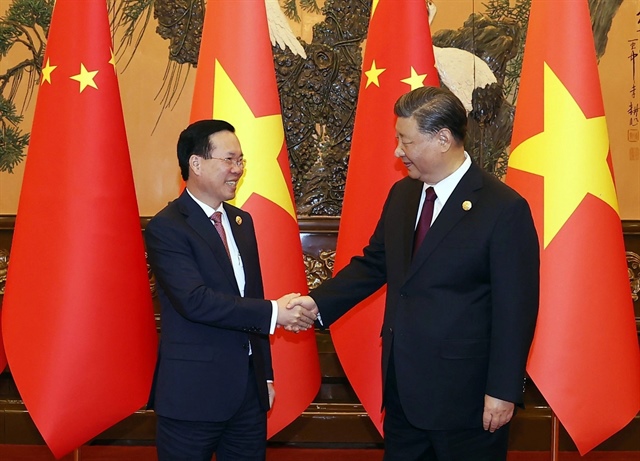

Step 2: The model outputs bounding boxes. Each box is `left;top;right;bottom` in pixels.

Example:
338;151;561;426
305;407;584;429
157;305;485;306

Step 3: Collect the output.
190;0;321;437
0;0;158;458
0;316;6;373
506;0;640;454
329;0;439;434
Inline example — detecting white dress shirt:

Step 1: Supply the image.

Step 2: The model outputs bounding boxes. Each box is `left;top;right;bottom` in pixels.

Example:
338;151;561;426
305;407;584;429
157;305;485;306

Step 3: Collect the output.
186;189;278;335
415;152;472;229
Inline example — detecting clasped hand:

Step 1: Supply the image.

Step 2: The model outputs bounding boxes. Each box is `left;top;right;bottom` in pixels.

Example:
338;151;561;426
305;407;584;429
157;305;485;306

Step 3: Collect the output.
276;293;319;333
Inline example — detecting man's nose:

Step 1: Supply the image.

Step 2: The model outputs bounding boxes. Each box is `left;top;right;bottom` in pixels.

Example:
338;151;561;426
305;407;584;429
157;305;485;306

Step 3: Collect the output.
394;143;404;158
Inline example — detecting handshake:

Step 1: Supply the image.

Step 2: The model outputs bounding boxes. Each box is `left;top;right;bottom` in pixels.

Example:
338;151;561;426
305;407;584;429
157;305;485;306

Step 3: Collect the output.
275;294;319;333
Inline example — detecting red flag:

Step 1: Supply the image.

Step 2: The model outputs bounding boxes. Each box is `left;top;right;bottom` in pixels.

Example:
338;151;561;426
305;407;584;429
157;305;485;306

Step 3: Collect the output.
329;0;439;434
190;0;321;437
0;250;6;373
506;0;640;454
0;0;158;457
0;314;6;373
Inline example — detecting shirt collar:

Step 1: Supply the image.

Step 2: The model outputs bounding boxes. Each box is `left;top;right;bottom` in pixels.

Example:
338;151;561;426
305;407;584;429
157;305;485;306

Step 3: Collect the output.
426;152;472;204
186;188;225;218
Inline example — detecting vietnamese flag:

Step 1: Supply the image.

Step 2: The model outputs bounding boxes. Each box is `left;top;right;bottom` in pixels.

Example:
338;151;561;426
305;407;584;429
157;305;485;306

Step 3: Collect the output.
189;0;321;437
329;0;439;434
506;0;640;454
0;0;158;458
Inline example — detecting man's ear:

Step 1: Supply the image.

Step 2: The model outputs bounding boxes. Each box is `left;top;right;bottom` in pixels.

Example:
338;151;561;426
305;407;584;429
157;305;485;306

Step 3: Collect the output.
189;155;201;176
438;129;453;151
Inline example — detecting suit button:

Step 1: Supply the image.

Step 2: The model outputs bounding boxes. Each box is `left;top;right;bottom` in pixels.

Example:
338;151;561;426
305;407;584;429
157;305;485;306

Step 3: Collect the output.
389;327;393;333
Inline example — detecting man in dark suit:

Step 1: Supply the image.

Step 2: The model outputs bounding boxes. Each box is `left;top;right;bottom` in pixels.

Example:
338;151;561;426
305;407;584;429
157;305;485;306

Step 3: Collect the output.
289;87;540;461
145;119;316;461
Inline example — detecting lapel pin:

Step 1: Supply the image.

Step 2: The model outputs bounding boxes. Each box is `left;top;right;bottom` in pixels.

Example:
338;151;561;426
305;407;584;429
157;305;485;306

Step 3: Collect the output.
236;216;242;225
462;200;472;211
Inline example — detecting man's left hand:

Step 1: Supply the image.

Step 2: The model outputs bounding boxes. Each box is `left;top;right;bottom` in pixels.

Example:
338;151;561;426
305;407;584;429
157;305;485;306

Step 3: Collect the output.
482;394;514;432
267;382;275;409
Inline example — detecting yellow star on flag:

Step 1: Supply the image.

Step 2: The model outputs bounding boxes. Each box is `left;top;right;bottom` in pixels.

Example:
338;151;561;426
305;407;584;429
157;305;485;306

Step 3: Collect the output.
365;60;386;89
109;48;117;72
212;60;295;220
41;58;57;85
401;66;427;90
508;63;617;248
70;63;98;92
371;0;380;17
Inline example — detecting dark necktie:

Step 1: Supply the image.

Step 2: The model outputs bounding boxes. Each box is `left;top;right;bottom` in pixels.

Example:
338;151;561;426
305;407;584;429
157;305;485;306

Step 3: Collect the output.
413;187;437;255
211;212;231;261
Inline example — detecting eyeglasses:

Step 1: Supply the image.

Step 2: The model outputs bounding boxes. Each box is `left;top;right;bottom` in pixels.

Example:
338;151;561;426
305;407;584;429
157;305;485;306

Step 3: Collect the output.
209;157;246;168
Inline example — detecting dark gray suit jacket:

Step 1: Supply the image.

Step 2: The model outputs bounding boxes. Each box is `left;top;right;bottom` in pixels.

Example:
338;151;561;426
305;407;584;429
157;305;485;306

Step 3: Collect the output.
312;162;540;430
145;190;273;422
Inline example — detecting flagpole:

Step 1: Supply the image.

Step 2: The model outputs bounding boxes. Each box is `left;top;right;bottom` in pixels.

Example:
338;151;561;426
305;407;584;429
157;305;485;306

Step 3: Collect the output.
73;447;81;461
551;410;560;461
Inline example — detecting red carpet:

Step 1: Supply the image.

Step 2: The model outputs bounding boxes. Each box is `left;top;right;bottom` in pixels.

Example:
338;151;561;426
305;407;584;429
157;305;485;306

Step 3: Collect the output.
0;445;637;461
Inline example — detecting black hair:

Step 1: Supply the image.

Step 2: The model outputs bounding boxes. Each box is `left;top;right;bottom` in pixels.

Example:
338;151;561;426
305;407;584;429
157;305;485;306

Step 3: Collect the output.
177;119;236;181
394;87;467;143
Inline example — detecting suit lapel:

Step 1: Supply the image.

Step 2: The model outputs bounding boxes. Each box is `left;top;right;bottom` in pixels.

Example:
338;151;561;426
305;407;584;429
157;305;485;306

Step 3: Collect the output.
225;203;259;295
178;192;239;290
401;180;424;275
407;163;484;280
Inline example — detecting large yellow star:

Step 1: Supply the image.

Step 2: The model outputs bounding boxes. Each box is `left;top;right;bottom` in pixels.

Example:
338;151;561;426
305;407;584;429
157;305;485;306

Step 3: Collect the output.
70;63;98;92
41;58;57;84
364;60;386;88
508;63;617;248
371;0;379;17
212;60;295;220
401;67;427;90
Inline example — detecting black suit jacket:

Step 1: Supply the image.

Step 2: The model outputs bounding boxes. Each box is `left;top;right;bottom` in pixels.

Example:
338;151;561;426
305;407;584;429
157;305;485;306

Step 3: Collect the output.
145;190;273;422
312;163;540;430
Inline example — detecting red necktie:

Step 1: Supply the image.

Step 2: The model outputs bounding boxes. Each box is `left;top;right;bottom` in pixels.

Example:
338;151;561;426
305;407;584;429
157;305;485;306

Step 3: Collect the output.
211;211;231;261
413;187;437;256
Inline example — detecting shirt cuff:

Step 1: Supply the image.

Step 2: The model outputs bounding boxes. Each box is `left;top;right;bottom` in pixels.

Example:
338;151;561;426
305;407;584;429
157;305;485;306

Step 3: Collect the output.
269;300;278;334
